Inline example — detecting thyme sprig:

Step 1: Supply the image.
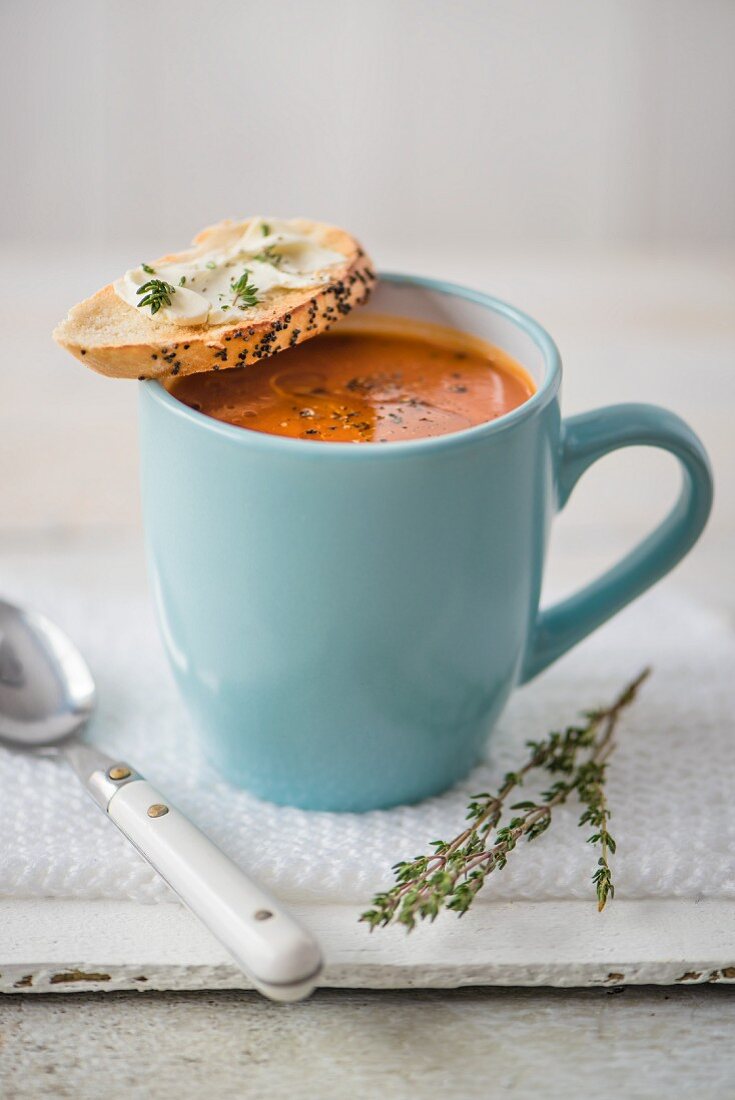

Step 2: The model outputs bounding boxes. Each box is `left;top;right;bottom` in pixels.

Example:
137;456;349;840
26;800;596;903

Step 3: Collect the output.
136;279;175;315
231;267;259;308
361;669;650;931
578;759;616;910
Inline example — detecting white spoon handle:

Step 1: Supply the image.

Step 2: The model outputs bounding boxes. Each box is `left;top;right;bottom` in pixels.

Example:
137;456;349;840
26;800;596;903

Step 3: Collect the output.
65;745;322;1002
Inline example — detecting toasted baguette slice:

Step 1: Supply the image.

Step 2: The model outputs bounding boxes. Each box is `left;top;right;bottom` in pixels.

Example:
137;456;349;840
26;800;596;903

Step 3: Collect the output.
53;218;375;380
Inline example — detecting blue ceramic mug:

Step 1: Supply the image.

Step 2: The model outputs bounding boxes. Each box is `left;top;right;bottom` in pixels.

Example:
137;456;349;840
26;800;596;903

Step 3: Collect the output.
139;275;713;811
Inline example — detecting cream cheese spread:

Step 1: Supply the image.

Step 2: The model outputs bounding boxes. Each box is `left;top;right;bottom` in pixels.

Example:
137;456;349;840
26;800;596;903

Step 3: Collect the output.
113;218;345;328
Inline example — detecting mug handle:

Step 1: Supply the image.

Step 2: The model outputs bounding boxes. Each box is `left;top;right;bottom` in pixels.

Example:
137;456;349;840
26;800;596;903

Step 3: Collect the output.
521;403;713;683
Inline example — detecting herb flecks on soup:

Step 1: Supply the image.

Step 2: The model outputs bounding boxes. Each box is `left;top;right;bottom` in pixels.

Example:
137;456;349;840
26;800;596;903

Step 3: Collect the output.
167;323;535;443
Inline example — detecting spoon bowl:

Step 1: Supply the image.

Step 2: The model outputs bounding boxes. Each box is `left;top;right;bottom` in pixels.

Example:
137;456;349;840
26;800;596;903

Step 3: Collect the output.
0;599;95;748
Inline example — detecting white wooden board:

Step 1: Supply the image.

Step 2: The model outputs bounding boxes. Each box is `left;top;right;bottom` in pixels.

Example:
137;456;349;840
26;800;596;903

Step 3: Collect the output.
2;897;733;994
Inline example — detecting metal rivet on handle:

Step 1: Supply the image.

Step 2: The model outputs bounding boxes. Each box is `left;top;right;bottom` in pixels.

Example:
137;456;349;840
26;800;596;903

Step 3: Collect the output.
254;910;273;921
108;765;131;781
147;803;169;818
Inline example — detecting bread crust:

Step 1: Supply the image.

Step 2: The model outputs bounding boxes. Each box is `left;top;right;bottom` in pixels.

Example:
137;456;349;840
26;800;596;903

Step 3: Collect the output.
53;218;375;380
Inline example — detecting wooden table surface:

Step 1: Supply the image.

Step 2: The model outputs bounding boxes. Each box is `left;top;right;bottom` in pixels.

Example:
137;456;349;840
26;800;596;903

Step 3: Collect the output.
1;246;733;1098
2;986;734;1099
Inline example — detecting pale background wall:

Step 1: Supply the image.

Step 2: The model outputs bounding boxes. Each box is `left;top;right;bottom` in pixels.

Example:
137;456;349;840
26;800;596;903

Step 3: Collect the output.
2;0;734;253
0;0;733;606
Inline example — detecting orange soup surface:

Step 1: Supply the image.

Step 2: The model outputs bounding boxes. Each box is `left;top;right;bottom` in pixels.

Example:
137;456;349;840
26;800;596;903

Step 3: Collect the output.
167;322;535;443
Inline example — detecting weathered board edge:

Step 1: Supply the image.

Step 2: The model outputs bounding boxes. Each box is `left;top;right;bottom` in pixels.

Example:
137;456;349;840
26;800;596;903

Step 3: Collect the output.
1;897;733;994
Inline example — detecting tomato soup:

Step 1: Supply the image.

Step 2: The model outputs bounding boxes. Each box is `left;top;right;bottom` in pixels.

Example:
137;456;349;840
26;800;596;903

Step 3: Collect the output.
167;320;535;443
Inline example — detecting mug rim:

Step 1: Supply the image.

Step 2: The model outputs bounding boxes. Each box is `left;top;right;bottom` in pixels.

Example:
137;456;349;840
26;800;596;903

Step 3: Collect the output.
143;271;562;457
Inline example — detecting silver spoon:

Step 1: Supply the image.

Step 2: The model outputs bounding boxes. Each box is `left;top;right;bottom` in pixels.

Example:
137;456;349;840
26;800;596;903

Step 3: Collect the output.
0;598;322;1002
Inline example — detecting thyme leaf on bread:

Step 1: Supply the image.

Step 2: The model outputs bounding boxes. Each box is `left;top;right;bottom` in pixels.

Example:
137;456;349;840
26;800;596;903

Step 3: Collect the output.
231;268;260;308
253;244;283;267
141;262;155;274
136;279;175;315
361;669;650;931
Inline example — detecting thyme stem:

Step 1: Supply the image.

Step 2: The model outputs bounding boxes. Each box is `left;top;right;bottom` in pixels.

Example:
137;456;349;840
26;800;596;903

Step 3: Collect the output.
361;669;650;931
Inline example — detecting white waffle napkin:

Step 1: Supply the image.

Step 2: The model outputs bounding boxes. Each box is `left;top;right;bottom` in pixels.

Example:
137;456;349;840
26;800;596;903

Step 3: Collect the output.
1;549;733;907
